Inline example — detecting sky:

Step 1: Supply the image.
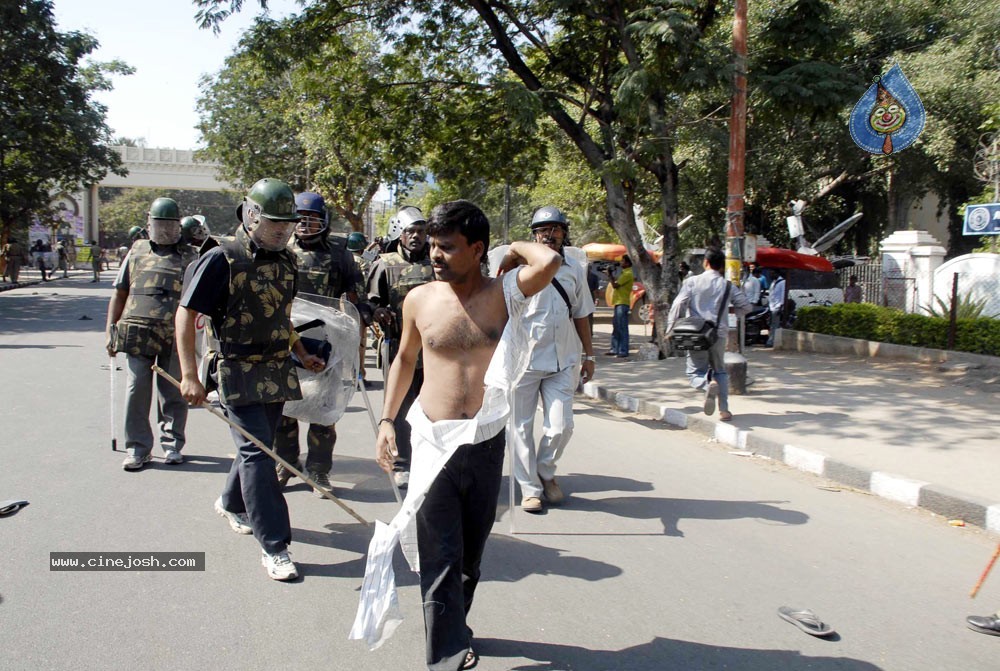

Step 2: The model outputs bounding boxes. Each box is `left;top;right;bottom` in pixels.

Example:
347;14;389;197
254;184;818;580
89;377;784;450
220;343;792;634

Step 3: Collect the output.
52;0;301;151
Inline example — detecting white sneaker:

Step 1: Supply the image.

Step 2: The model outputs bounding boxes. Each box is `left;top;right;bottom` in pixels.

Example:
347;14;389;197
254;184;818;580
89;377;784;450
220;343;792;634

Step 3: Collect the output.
392;471;410;488
163;451;183;465
261;549;298;581
122;453;151;471
214;497;252;535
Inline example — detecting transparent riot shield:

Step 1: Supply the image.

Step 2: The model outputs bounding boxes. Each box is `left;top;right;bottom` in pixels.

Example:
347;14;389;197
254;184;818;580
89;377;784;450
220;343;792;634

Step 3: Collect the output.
282;293;361;425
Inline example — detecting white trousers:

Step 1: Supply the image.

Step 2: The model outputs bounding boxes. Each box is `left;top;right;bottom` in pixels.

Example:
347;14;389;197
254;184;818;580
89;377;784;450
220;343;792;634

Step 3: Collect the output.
510;366;576;499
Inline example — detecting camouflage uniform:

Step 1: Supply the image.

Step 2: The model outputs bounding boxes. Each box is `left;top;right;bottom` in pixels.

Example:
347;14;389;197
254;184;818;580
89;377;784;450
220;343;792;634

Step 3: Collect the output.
112;240;198;459
366;248;434;473
193;225;302;556
2;240;25;283
89;241;102;282
273;235;360;478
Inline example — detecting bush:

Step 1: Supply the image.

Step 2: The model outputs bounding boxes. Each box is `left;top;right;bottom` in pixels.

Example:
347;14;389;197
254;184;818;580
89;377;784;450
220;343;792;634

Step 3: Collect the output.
794;303;1000;357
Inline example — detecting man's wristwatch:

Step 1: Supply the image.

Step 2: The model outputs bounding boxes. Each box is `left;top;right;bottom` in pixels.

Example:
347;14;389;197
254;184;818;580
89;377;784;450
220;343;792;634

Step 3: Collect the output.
582;355;597;362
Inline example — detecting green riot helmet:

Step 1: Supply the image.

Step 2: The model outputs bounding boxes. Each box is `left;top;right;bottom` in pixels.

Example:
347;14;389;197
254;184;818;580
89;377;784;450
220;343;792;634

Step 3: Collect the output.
346;231;367;251
128;225;147;241
148;197;181;221
180;216;210;244
236;178;300;251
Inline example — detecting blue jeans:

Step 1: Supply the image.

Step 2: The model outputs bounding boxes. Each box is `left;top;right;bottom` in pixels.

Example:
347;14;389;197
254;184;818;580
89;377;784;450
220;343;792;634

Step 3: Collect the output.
221;401;291;555
611;304;630;356
685;338;729;413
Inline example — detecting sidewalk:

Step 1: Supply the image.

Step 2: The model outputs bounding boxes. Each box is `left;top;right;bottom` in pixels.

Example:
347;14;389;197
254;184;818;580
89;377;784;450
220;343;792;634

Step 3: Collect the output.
585;315;1000;533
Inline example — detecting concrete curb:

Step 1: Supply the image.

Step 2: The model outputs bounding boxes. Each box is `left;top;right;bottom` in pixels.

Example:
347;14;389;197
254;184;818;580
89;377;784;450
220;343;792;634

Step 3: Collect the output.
580;380;1000;534
778;329;1000;370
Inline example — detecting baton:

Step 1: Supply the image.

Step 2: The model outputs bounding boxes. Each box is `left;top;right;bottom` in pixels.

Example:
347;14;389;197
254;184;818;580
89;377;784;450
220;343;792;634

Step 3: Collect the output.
970;542;1000;598
152;364;368;526
357;374;403;504
109;355;118;451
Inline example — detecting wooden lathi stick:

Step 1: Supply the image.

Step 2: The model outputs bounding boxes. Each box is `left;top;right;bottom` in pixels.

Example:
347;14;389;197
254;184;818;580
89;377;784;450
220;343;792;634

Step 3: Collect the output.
152;364;368;526
970;543;1000;598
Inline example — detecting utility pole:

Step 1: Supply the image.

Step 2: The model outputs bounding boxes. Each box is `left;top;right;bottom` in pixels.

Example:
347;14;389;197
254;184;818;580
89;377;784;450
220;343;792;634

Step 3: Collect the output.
725;0;749;392
726;0;747;283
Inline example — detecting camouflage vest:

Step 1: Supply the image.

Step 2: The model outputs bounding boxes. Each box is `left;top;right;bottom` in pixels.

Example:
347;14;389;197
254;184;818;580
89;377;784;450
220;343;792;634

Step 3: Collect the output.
290;236;352;299
380;251;434;338
209;226;301;407
115;240;197;358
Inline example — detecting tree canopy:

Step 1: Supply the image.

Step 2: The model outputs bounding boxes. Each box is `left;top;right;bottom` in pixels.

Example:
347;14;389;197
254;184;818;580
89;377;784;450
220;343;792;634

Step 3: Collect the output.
0;0;130;238
195;0;1000;347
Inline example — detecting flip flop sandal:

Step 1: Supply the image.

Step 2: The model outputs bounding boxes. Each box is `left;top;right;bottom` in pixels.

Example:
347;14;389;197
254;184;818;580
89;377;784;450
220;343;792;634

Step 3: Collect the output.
0;499;28;516
778;606;835;637
462;648;479;670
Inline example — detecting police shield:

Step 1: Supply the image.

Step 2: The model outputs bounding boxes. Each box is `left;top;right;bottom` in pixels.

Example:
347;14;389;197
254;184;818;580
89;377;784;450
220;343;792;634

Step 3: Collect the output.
282;294;361;425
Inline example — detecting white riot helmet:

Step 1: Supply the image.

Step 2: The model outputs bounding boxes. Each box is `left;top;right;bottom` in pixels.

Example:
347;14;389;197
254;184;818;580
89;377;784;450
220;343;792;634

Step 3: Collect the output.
388;205;425;241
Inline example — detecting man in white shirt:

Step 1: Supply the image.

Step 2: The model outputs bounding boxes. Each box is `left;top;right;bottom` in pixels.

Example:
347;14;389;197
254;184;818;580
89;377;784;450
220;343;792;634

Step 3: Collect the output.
510;206;596;513
766;270;786;347
742;266;762;305
667;248;752;421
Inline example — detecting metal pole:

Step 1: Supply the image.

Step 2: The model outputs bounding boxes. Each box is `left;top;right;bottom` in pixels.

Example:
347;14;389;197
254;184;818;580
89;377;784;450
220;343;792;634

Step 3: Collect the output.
948;273;959;350
109;355;118;451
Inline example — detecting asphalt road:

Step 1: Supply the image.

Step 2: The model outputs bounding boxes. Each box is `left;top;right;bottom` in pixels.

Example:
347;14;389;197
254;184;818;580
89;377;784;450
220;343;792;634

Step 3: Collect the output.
1;280;998;670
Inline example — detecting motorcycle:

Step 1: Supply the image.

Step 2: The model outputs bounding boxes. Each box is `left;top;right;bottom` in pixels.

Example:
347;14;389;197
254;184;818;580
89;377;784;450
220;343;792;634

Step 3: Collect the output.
744;305;771;346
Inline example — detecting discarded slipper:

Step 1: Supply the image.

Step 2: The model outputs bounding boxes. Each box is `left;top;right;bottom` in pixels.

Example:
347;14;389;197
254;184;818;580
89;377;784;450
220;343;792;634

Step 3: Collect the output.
462;647;479;669
778;606;835;637
0;499;29;516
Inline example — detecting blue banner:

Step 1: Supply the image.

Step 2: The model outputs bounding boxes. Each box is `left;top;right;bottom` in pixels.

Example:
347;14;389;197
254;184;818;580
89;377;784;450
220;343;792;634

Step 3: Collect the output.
963;204;1000;236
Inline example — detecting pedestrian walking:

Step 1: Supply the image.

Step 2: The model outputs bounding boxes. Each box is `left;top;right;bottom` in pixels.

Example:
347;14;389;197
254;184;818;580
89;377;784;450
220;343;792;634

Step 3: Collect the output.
89;239;102;282
766;269;786;347
272;192;362;498
509;205;596;513
105;197;198;471
56;241;68;278
366;205;434;488
32;239;49;281
372;199;561;669
175;178;326;582
666;248;752;422
1;237;25;283
606;253;634;358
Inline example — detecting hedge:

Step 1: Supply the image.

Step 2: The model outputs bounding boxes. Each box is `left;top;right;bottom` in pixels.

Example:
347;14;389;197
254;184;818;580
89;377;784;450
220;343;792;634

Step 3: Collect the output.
794;303;1000;357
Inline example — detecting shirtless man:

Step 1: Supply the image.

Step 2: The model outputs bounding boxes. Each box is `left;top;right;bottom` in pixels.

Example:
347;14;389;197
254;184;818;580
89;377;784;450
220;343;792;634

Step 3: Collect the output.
375;199;560;671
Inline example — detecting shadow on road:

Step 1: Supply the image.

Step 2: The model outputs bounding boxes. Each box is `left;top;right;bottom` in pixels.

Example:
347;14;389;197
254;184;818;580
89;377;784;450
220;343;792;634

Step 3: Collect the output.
563;496;809;537
479;636;883;671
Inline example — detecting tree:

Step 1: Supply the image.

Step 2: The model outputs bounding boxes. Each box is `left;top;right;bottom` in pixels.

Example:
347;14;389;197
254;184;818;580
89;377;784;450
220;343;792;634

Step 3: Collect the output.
99;187;243;246
0;0;130;240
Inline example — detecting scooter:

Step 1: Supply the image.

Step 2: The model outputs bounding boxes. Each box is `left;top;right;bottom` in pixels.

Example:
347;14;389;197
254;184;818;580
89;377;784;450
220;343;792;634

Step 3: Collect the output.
744;305;771;345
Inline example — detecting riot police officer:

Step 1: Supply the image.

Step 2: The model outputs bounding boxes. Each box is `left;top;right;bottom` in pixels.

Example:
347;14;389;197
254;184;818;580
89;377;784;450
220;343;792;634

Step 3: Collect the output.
347;231;371;382
366;205;433;487
180;216;211;248
272;192;362;497
106;197;198;471
176;178;325;582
